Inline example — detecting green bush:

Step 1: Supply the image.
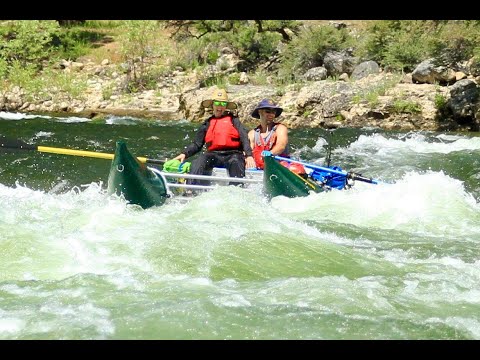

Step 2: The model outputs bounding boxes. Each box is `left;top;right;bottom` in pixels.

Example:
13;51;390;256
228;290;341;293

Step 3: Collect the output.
249;69;270;86
102;83;115;100
392;99;421;114
429;21;480;67
206;50;219;65
167;39;202;71
202;74;227;88
227;73;241;85
7;61;39;90
53;27;105;60
164;20;292;73
6;62;88;102
383;31;429;72
0;20;60;68
119;20;162;92
434;93;448;111
356;20;480;72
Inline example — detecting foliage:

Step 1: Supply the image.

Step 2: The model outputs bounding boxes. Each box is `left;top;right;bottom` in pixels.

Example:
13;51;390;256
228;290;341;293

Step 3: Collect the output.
5;62;88;102
164;20;291;72
2;20;480;114
470;52;480;76
352;74;402;107
227;73;241;85
278;25;353;83
52;27;105;61
0;20;60;68
42;68;88;100
355;20;402;63
391;99;422;114
275;87;286;96
356;20;480;72
429;21;480;67
382;27;431;72
0;58;8;79
118;20;162;93
163;20;300;42
201;73;227;88
6;61;39;93
248;69;270;86
57;20;86;27
167;37;203;71
231;27;280;71
80;20;124;29
434;92;448;111
102;83;115;100
365;91;380;107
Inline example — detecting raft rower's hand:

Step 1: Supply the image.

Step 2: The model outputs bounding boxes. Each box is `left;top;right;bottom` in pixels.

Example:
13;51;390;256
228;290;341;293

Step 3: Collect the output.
174;153;186;163
245;156;255;169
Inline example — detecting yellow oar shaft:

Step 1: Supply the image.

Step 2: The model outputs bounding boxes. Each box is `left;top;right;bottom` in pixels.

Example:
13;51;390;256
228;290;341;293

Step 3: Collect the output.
37;146;148;163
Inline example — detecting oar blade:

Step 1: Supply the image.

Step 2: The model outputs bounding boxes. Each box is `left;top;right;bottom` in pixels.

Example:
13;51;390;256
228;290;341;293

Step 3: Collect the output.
0;135;37;150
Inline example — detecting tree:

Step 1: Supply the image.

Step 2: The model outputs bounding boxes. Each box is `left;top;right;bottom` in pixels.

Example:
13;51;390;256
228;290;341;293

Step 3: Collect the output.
163;20;301;42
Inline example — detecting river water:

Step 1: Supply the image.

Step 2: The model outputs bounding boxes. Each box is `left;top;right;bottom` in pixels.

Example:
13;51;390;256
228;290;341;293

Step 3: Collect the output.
1;111;479;339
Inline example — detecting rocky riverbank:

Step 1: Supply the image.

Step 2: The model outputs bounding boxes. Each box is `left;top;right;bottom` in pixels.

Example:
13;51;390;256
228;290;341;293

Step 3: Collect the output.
1;56;480;132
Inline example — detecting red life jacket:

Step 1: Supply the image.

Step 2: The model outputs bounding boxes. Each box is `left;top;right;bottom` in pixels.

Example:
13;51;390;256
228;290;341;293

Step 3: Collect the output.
205;115;241;151
252;123;289;169
279;160;306;175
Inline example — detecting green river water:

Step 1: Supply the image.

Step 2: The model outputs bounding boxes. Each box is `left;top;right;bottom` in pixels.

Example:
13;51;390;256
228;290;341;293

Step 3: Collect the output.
0;111;479;339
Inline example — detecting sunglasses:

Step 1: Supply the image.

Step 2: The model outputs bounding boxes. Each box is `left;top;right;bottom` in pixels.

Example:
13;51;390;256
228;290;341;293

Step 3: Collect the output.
263;109;277;114
213;101;228;107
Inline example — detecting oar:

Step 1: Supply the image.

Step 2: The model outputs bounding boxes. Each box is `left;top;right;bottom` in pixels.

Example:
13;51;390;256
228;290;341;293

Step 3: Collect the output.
0;135;165;165
273;155;379;185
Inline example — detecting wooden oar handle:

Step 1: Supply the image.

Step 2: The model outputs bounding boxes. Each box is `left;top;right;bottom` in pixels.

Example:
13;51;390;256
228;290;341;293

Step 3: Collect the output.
0;135;166;165
38;146;115;160
145;158;165;165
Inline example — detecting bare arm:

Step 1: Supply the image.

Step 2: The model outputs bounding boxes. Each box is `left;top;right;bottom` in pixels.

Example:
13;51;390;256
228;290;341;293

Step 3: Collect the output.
270;124;288;155
248;129;255;150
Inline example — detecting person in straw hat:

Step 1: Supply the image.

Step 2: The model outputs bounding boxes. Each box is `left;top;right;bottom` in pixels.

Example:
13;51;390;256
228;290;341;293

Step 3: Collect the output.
173;88;255;186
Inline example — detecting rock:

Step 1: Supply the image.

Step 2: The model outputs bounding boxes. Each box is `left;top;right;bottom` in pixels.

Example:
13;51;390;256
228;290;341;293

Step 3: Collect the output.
455;71;467;81
351;61;380;80
412;59;456;85
303;67;327;81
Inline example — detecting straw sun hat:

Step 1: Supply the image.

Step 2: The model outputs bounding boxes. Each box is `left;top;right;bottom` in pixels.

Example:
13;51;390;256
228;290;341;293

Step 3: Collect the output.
201;88;237;110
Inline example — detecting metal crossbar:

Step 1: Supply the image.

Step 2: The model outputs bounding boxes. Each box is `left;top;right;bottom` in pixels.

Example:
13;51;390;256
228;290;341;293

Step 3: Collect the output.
161;172;261;184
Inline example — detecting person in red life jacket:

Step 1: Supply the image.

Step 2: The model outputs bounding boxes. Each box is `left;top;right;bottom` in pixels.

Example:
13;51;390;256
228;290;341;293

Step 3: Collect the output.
248;98;289;169
248;98;306;175
173;88;255;186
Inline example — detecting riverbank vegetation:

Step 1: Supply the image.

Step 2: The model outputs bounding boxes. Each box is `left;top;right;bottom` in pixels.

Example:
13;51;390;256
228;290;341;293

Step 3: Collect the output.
1;20;480;101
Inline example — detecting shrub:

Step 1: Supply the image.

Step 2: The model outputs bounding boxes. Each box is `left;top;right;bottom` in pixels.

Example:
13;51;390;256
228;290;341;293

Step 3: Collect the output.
392;99;422;114
0;20;60;68
118;21;162;92
434;93;448;111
